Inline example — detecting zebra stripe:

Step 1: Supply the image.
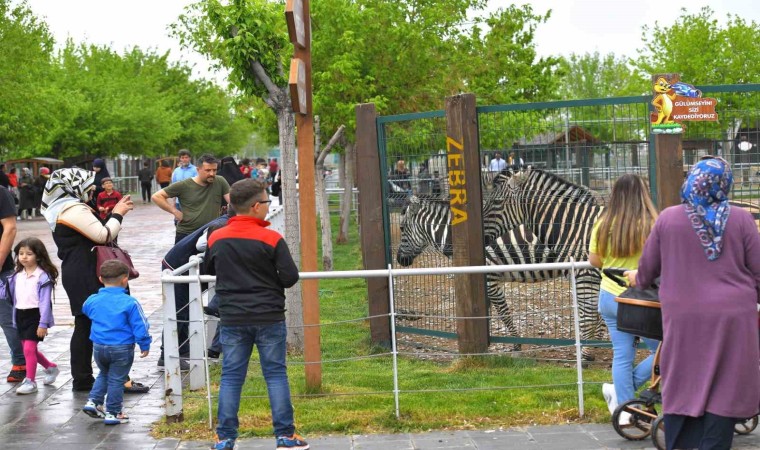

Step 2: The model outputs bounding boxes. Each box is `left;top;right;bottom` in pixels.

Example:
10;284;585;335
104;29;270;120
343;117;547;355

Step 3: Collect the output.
396;196;563;343
482;168;605;358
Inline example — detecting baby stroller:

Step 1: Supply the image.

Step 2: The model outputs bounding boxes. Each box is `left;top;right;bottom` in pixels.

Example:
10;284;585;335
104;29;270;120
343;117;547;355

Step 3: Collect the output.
603;268;758;450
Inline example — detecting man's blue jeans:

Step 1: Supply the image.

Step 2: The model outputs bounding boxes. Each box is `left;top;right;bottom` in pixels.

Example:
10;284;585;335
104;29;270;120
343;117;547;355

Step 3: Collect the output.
216;321;294;441
0;287;24;366
91;343;134;414
598;289;659;404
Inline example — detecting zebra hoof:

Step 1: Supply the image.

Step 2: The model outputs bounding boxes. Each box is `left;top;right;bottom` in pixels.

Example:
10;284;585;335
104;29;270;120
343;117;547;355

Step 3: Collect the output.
582;353;595;362
511;344;522;354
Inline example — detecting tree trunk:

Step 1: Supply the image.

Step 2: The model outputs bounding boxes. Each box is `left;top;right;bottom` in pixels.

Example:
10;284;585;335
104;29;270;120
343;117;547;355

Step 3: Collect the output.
338;142;354;243
314;116;333;271
277;107;304;351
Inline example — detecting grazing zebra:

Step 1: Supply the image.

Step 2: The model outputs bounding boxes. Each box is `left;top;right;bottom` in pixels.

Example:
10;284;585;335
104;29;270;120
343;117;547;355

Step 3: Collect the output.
396;195;562;346
481;167;605;358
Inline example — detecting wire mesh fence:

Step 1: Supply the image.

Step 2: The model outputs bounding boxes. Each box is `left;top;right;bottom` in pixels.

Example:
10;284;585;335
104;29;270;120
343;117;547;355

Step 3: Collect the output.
377;85;760;354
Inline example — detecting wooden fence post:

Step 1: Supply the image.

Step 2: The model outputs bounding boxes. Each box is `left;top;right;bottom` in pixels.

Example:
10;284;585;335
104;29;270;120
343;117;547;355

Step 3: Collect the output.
654;135;684;210
355;103;391;347
445;94;489;354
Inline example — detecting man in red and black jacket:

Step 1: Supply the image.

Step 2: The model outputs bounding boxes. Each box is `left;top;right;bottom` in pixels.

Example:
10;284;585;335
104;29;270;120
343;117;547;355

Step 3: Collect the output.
206;178;309;450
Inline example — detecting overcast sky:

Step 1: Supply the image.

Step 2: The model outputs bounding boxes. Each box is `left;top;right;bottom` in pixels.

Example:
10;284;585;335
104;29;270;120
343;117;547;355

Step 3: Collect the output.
21;0;760;86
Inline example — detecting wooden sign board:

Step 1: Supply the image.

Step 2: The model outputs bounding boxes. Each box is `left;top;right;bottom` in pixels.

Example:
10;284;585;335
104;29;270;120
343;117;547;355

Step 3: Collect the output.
285;0;306;49
288;58;307;114
650;73;718;134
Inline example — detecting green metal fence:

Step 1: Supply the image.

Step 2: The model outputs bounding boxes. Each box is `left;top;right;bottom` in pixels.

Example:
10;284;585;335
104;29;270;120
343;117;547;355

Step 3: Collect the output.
378;84;760;355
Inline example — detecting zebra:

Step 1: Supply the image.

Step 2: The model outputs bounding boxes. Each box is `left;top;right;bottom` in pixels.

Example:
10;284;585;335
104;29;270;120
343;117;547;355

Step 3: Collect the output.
481;167;605;358
396;195;562;347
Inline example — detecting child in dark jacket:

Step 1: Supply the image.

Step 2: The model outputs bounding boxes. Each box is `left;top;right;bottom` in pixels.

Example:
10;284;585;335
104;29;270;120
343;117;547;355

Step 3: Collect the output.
9;237;60;394
81;260;151;425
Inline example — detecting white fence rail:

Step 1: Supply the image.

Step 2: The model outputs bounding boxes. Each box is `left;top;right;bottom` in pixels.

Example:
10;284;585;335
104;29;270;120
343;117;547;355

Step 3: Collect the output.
160;258;596;425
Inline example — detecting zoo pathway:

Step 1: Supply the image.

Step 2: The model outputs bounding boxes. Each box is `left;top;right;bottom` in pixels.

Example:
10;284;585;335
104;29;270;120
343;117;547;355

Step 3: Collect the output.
0;203;758;449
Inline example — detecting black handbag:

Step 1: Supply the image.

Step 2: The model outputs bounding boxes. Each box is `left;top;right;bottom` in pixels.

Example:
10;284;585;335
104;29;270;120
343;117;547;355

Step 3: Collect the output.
603;268;662;341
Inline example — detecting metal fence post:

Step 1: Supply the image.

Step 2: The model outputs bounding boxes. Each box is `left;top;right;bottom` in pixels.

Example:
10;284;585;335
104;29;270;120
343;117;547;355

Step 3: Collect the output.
569;258;585;418
388;264;400;419
188;258;206;390
162;271;184;422
204;281;216;430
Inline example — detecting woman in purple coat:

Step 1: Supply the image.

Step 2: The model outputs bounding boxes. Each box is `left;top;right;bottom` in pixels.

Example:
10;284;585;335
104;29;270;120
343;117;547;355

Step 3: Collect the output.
627;156;760;450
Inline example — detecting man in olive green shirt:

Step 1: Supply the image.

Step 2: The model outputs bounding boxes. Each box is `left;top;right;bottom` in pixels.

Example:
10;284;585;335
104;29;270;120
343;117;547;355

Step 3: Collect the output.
153;154;231;243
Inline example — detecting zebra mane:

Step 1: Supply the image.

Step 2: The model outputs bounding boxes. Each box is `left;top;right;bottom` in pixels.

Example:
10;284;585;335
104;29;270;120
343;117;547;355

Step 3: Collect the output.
519;167;597;203
408;195;450;208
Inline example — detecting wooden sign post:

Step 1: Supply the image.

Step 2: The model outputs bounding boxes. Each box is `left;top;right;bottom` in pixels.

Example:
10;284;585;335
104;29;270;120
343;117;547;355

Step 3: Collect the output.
286;0;321;389
444;94;488;354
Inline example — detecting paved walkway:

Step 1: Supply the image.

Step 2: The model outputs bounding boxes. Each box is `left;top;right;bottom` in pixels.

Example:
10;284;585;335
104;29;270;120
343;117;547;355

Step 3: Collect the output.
1;203;758;449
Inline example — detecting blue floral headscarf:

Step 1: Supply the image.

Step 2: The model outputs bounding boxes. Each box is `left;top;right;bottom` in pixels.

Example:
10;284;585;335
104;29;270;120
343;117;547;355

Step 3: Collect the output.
680;157;733;261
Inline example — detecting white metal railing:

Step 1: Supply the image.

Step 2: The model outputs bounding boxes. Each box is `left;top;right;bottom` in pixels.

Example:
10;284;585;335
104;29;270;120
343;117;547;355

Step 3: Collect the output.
160;258;596;425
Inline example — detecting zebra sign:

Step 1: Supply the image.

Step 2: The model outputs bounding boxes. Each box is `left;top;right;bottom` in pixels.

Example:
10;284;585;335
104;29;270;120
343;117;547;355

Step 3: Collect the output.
446;136;468;225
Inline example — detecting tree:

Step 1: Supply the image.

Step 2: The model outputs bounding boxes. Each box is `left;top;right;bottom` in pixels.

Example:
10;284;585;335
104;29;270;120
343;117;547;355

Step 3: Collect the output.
635;7;760;153
457;5;562;105
0;0;63;156
636;7;760;85
172;0;306;348
558;52;647;100
551;52;649;149
51;43;183;158
314;116;344;270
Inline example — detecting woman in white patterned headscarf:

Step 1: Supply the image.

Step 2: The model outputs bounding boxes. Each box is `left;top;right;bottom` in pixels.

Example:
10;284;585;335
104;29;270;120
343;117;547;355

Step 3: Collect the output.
41;168;134;391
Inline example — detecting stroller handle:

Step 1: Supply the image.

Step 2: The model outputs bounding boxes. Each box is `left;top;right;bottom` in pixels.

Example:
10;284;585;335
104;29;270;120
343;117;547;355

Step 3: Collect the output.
602;267;628;287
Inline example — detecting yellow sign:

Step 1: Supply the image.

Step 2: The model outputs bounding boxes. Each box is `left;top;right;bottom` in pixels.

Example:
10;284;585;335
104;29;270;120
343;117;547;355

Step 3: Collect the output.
446;136;467;225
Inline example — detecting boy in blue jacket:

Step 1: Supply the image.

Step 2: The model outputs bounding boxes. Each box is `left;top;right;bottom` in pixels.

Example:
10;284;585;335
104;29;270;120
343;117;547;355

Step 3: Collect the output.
81;260;151;425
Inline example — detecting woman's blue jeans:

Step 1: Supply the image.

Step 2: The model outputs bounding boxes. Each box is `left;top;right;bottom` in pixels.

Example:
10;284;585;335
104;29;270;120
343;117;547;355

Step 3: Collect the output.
216;321;294;441
91;343;134;414
598;289;659;404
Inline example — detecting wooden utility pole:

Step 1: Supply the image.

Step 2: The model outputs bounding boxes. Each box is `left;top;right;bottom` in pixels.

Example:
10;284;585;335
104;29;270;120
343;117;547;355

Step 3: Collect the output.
286;0;320;389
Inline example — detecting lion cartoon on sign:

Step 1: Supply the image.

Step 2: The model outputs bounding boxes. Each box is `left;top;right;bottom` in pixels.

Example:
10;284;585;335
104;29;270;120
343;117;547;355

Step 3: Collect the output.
652;77;677;125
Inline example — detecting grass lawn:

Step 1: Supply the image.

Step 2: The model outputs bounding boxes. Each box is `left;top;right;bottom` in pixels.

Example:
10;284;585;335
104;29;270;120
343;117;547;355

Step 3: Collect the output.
153;212;614;440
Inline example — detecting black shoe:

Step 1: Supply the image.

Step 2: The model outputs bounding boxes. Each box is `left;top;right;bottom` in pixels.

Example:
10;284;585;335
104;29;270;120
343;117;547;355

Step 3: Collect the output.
207;349;221;360
158;355;190;371
203;306;220;318
73;383;94;392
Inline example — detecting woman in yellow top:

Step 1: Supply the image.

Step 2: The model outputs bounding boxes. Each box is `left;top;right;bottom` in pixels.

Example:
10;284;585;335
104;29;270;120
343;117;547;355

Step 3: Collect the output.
589;174;659;420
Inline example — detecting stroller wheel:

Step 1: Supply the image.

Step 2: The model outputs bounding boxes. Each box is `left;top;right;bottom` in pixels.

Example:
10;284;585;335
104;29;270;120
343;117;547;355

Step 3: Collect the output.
612;399;658;440
735;415;759;435
651;415;666;450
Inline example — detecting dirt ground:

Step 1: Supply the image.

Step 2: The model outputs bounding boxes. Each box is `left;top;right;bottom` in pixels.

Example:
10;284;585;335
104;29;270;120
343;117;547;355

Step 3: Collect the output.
391;244;613;366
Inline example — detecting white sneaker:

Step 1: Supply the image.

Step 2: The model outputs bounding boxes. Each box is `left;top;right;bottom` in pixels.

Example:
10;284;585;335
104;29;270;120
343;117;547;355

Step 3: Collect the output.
602;383;618;414
43;366;60;385
618;410;633;426
103;411;129;425
82;399;106;419
16;378;38;395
